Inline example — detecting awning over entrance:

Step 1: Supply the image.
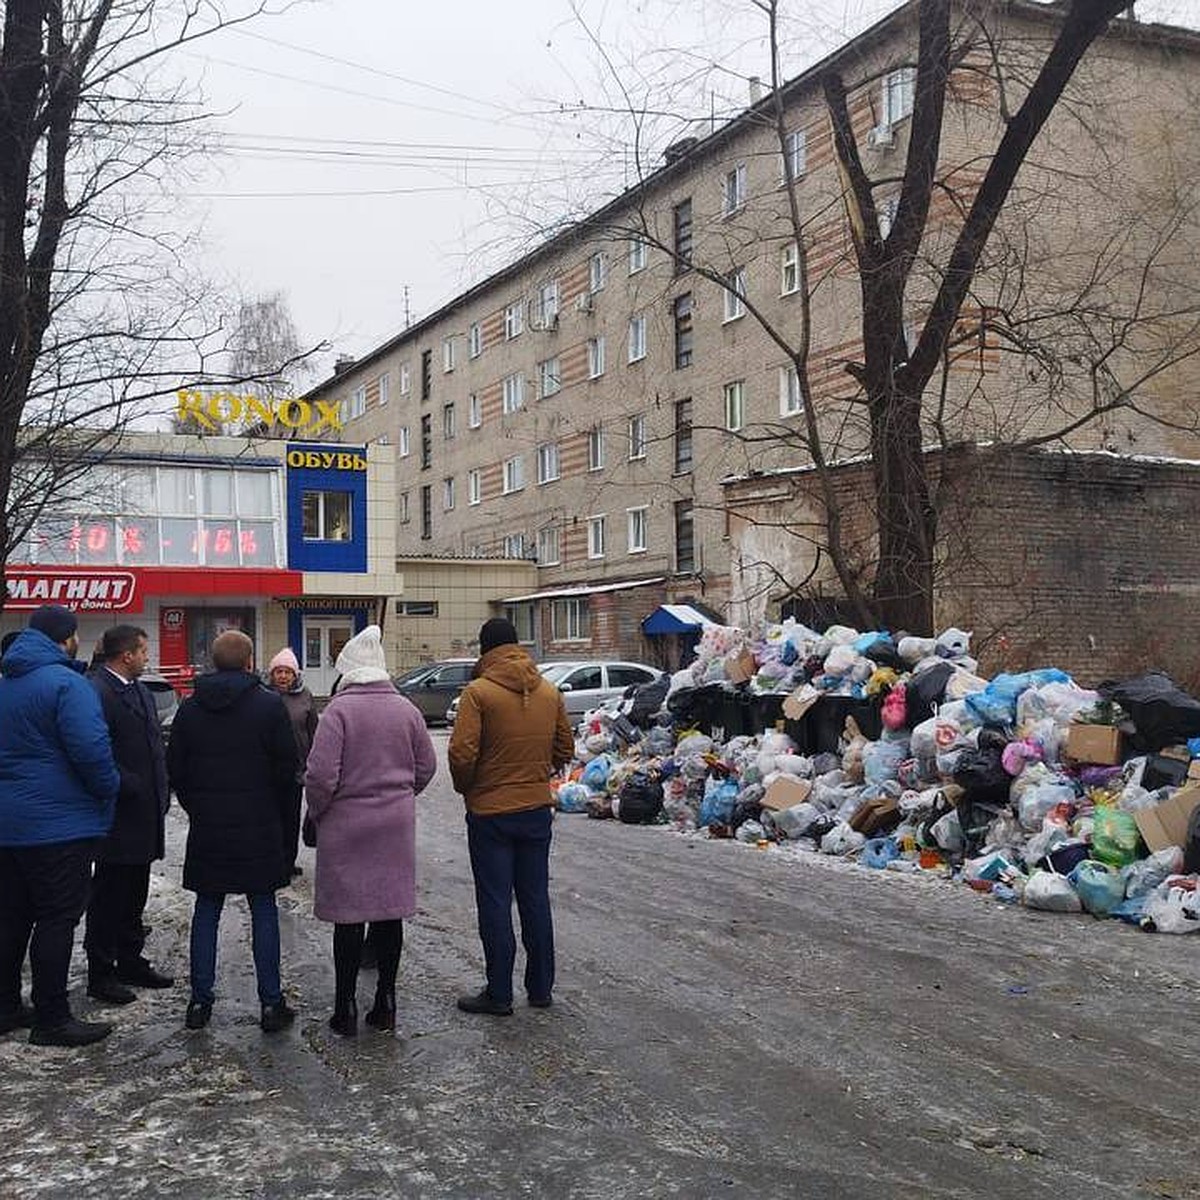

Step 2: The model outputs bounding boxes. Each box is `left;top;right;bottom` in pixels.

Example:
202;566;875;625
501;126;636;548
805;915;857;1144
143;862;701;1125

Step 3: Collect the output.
642;604;715;635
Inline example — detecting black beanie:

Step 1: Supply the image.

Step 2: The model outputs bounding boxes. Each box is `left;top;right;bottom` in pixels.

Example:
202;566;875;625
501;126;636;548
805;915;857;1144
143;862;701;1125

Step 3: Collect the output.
28;604;78;645
479;617;519;655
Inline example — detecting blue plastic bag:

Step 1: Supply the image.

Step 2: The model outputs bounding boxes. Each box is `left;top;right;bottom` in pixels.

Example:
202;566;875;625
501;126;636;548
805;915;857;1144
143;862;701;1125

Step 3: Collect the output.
581;757;611;792
1069;859;1125;916
964;669;1071;726
556;783;592;814
698;780;739;827
861;836;899;869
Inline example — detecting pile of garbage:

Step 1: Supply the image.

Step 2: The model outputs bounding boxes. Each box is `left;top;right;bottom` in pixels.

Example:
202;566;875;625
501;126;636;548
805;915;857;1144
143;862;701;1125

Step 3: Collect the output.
552;621;1200;934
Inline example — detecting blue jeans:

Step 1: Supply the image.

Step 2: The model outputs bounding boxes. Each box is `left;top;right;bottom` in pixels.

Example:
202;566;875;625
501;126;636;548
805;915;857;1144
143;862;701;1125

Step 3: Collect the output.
466;807;554;1006
189;892;281;1006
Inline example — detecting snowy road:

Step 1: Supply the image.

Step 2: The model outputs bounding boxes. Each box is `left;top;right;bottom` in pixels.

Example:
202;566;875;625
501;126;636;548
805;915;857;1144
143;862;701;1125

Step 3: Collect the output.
2;732;1199;1199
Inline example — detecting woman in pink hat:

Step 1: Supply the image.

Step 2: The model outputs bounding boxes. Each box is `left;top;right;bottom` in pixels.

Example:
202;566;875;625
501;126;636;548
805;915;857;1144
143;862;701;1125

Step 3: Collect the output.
267;647;318;877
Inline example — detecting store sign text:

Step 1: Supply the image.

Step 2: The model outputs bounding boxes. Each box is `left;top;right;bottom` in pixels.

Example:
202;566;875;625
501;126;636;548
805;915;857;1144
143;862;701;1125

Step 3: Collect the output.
5;570;137;611
285;450;368;472
176;390;342;434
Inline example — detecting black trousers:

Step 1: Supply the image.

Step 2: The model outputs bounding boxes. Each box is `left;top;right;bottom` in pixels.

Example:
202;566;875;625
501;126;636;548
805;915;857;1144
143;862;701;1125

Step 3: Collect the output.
0;839;98;1026
84;861;151;976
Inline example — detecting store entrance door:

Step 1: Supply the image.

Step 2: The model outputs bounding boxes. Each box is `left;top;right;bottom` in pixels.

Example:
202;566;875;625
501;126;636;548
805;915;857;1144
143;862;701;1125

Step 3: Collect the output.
303;616;355;696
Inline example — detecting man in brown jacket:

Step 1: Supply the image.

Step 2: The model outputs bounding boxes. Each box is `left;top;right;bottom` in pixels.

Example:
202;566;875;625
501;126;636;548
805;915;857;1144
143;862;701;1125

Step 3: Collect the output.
448;618;574;1015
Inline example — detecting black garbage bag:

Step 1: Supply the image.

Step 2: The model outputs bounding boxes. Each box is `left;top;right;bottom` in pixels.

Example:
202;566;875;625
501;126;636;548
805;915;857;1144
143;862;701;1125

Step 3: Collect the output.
1097;672;1200;752
864;638;906;672
1184;805;1200;875
618;771;664;824
952;744;1010;806
627;674;671;727
905;661;955;727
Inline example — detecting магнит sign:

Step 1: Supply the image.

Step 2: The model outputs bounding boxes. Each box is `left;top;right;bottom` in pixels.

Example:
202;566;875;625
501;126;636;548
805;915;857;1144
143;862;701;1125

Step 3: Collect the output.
4;570;137;611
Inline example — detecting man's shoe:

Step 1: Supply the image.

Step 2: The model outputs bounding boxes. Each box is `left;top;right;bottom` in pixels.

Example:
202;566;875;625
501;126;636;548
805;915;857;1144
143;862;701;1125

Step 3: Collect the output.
260;1000;296;1033
456;988;513;1016
29;1017;113;1047
116;959;174;989
0;1003;35;1034
184;1000;212;1030
87;977;137;1005
528;995;553;1009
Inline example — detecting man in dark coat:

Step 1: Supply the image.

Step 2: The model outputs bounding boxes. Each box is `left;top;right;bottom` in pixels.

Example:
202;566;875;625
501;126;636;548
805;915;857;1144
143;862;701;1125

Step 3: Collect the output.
84;624;173;1005
0;605;120;1047
167;629;298;1033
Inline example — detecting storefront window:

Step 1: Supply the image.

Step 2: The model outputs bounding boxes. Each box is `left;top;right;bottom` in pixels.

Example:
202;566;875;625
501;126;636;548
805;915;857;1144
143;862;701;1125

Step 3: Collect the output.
202;470;235;516
77;518;116;565
158;467;197;514
160;518;200;566
118;518;159;565
302;490;352;541
238;521;275;566
236;471;274;517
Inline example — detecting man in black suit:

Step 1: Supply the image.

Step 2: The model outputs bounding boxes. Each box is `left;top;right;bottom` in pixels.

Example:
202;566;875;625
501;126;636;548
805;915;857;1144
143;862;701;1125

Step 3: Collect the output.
85;624;173;1004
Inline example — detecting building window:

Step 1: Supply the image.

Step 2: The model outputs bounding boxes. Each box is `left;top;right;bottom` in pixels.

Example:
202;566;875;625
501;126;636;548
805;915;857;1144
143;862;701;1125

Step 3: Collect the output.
534;281;559;327
627;506;647;554
674;501;695;572
504;601;536;642
722;163;747;215
468;322;482;359
443;476;455;511
467;468;481;506
398;425;411;457
587;336;605;379
724;380;745;432
399;491;410;524
301;491;352;541
468;393;482;428
504;301;524;340
420;349;432;400
587;515;606;559
552;596;589;641
674;292;693;368
628;315;647;363
343;385;366;422
398;362;411;395
588;251;607;294
503;455;525;494
420;485;432;540
536;441;560;485
722;268;746;323
442;336;456;373
674;398;693;474
443;402;456;440
503;532;526;558
780;364;803;416
628;413;646;461
378;372;390;406
396;599;438;617
502;372;525;414
537;525;560;566
420;413;432;468
628;238;648;274
538;357;561;399
882;66;916;127
782;128;807;184
673;198;692;271
781;242;800;296
588;424;605;471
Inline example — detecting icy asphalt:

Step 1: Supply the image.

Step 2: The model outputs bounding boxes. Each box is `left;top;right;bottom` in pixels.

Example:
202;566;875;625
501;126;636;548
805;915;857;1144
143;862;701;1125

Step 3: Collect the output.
1;732;1199;1200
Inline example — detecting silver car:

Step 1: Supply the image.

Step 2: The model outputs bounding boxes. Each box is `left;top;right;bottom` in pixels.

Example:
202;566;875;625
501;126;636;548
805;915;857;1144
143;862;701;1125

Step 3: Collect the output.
446;659;662;722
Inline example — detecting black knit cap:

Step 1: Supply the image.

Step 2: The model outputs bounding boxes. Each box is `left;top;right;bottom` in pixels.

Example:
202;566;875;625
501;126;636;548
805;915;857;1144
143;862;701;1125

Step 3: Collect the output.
28;604;78;645
479;617;519;655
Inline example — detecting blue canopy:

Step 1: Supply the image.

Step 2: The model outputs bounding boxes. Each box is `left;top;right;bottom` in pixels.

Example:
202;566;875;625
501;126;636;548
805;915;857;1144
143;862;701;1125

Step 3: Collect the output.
642;604;714;635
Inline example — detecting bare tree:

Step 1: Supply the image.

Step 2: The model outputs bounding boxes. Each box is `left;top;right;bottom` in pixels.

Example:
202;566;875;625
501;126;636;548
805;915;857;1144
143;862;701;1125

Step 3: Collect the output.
0;0;302;607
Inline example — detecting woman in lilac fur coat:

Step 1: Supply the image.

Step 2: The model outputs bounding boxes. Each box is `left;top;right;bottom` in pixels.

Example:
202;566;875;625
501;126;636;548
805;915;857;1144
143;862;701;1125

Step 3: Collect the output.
304;625;436;1035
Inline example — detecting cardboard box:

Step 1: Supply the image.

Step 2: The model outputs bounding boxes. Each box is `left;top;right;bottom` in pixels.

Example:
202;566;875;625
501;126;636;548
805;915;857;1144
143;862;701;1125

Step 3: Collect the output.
761;775;812;812
1134;784;1200;852
1065;723;1123;765
724;647;756;684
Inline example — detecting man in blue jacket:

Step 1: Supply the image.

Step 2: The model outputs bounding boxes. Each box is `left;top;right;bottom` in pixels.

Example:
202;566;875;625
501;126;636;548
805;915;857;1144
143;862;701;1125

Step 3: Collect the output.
0;605;121;1047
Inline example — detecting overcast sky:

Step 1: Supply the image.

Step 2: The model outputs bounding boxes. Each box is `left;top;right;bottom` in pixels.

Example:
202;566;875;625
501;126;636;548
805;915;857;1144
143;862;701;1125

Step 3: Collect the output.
183;0;1199;377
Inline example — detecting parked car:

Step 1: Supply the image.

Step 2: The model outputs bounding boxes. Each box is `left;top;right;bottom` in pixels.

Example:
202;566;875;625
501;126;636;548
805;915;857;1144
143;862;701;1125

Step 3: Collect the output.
141;671;180;742
393;658;476;724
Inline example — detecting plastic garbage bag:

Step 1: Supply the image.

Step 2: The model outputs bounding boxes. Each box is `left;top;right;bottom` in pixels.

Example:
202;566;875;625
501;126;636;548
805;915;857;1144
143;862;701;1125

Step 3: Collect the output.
1023;871;1083;913
1068;860;1126;916
581;756;612;792
820;822;866;856
735;819;766;844
1017;780;1077;833
861;837;900;869
1141;883;1200;934
556;783;592;814
863;735;909;785
676;733;714;758
770;801;820;840
645;726;675;757
1122;846;1183;899
1097;671;1200;752
1091;806;1143;867
617;772;664;824
698;779;739;828
964;669;1072;727
953;746;1011;805
930;809;965;853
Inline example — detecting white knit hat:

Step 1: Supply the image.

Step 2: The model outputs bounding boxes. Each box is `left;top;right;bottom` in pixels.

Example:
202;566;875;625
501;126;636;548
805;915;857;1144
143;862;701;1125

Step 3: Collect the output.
334;624;391;686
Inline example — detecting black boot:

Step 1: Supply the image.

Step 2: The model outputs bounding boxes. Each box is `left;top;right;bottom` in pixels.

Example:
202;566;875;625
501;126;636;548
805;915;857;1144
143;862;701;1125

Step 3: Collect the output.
328;997;357;1037
364;989;395;1032
30;1017;114;1047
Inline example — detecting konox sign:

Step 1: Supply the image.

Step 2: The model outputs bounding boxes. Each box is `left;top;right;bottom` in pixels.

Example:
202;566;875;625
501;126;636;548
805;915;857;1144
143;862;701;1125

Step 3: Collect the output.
176;389;342;434
4;570;138;612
